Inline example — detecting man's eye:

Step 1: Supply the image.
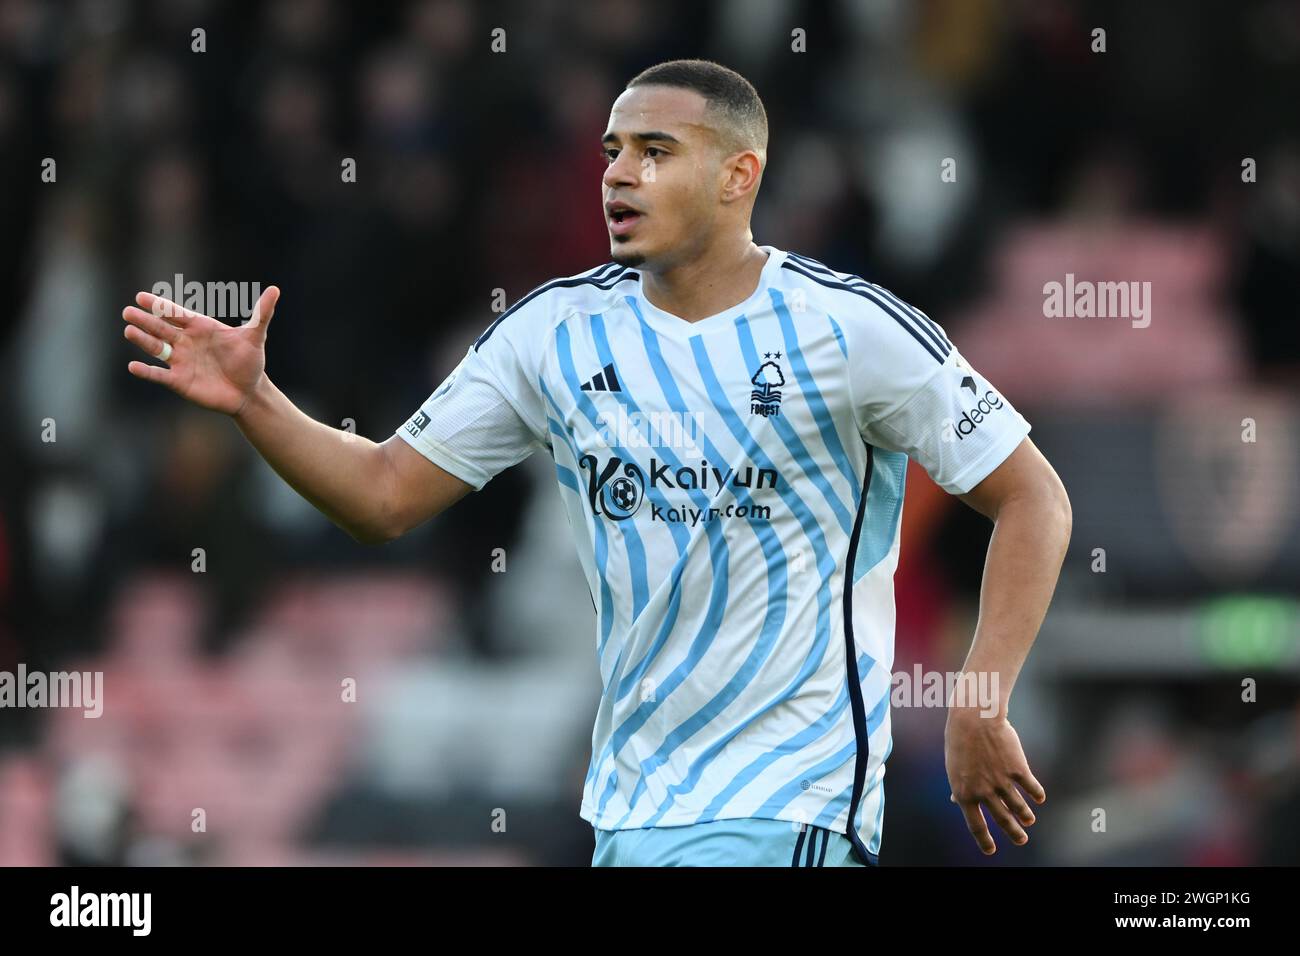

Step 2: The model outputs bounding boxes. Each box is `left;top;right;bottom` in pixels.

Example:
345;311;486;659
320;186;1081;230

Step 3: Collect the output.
602;149;619;163
645;147;664;159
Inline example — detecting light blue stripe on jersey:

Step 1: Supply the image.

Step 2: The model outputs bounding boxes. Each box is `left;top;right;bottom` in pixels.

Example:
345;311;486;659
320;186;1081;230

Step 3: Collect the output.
605;521;740;826
688;331;836;580
814;782;852;829
763;685;889;820
553;460;600;620
586;312;701;704
769;289;860;493
854;448;908;582
827;314;847;358
696;650;873;824
589;314;690;552
554;463;580;494
541;388;615;658
609;518;726;705
733;313;853;533
556;323;651;622
609;534;717;702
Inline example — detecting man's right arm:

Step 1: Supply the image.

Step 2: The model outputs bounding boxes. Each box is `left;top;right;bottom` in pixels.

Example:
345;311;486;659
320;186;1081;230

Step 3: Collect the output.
122;285;475;545
232;374;473;545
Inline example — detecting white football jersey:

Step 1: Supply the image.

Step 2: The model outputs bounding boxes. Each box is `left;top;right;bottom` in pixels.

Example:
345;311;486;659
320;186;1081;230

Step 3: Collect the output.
396;245;1030;863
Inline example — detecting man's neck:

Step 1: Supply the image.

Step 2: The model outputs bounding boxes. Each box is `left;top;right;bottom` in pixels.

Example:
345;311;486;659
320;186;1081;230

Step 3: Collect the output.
640;238;769;322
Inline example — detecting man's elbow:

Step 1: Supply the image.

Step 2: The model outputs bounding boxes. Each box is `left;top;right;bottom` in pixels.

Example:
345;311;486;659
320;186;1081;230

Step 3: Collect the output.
352;440;410;545
346;521;399;546
1042;468;1072;550
999;460;1071;548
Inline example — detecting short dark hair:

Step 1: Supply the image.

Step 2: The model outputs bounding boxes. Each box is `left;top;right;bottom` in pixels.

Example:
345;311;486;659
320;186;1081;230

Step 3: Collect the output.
626;59;768;161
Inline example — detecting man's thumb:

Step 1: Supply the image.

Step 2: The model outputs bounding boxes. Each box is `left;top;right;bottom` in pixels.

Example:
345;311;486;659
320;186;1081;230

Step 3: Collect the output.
248;285;281;337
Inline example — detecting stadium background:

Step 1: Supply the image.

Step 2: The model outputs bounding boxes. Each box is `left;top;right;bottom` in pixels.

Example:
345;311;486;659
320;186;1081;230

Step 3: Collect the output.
1;0;1298;865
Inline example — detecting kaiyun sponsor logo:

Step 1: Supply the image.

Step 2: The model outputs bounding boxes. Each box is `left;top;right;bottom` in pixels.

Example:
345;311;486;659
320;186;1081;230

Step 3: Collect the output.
579;452;781;523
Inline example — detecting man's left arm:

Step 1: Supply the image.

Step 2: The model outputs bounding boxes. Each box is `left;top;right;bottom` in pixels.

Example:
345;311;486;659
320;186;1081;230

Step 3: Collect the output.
947;436;1071;854
848;299;1072;856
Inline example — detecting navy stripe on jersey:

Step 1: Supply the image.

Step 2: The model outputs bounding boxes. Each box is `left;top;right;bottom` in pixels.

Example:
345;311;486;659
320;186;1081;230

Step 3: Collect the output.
785;251;953;353
780;259;950;364
473;263;636;351
842;442;877;867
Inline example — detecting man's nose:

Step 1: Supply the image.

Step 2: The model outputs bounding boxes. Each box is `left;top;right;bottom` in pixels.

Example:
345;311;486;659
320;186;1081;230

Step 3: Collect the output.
603;152;640;189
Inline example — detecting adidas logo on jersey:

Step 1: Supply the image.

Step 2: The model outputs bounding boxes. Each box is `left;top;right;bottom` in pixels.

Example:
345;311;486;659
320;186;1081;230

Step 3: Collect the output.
580;362;622;392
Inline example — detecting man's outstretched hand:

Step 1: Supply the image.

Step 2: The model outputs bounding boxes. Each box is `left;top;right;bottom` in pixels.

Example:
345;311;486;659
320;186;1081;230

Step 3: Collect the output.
945;708;1046;855
122;285;281;417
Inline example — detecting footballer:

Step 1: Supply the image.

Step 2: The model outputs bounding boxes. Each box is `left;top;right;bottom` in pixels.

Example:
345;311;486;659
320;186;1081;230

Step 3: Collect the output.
121;59;1071;867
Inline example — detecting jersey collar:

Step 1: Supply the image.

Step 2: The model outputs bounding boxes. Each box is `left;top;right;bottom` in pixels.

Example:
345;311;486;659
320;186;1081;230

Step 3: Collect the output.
628;245;788;339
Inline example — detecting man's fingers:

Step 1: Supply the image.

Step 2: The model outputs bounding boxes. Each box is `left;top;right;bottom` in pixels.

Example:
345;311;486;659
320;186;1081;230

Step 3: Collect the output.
997;783;1037;827
127;359;175;386
122;306;180;343
124;323;174;361
983;794;1029;845
246;286;280;333
953;788;1031;851
135;291;204;325
1010;769;1047;804
954;798;997;855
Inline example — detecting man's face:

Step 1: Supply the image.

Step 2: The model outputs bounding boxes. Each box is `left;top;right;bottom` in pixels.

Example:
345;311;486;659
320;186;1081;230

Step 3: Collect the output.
601;85;723;270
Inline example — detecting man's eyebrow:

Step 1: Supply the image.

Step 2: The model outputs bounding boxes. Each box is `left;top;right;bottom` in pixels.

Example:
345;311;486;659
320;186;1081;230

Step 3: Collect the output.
601;130;683;145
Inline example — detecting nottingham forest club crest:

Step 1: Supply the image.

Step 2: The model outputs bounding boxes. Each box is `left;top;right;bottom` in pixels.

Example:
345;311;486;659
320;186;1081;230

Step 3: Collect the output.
751;352;786;418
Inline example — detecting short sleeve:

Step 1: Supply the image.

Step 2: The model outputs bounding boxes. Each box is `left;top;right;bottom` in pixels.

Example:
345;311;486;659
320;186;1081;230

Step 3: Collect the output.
395;319;549;491
847;294;1030;495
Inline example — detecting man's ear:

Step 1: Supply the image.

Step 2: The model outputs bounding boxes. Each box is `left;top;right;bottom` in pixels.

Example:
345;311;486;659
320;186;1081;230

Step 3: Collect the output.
721;150;763;203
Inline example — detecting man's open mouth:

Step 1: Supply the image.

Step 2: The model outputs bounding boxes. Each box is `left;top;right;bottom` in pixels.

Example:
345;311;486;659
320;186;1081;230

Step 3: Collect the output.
607;204;644;236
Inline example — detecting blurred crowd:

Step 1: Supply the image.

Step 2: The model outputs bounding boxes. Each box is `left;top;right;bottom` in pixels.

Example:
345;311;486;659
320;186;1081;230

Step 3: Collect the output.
0;0;1298;865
